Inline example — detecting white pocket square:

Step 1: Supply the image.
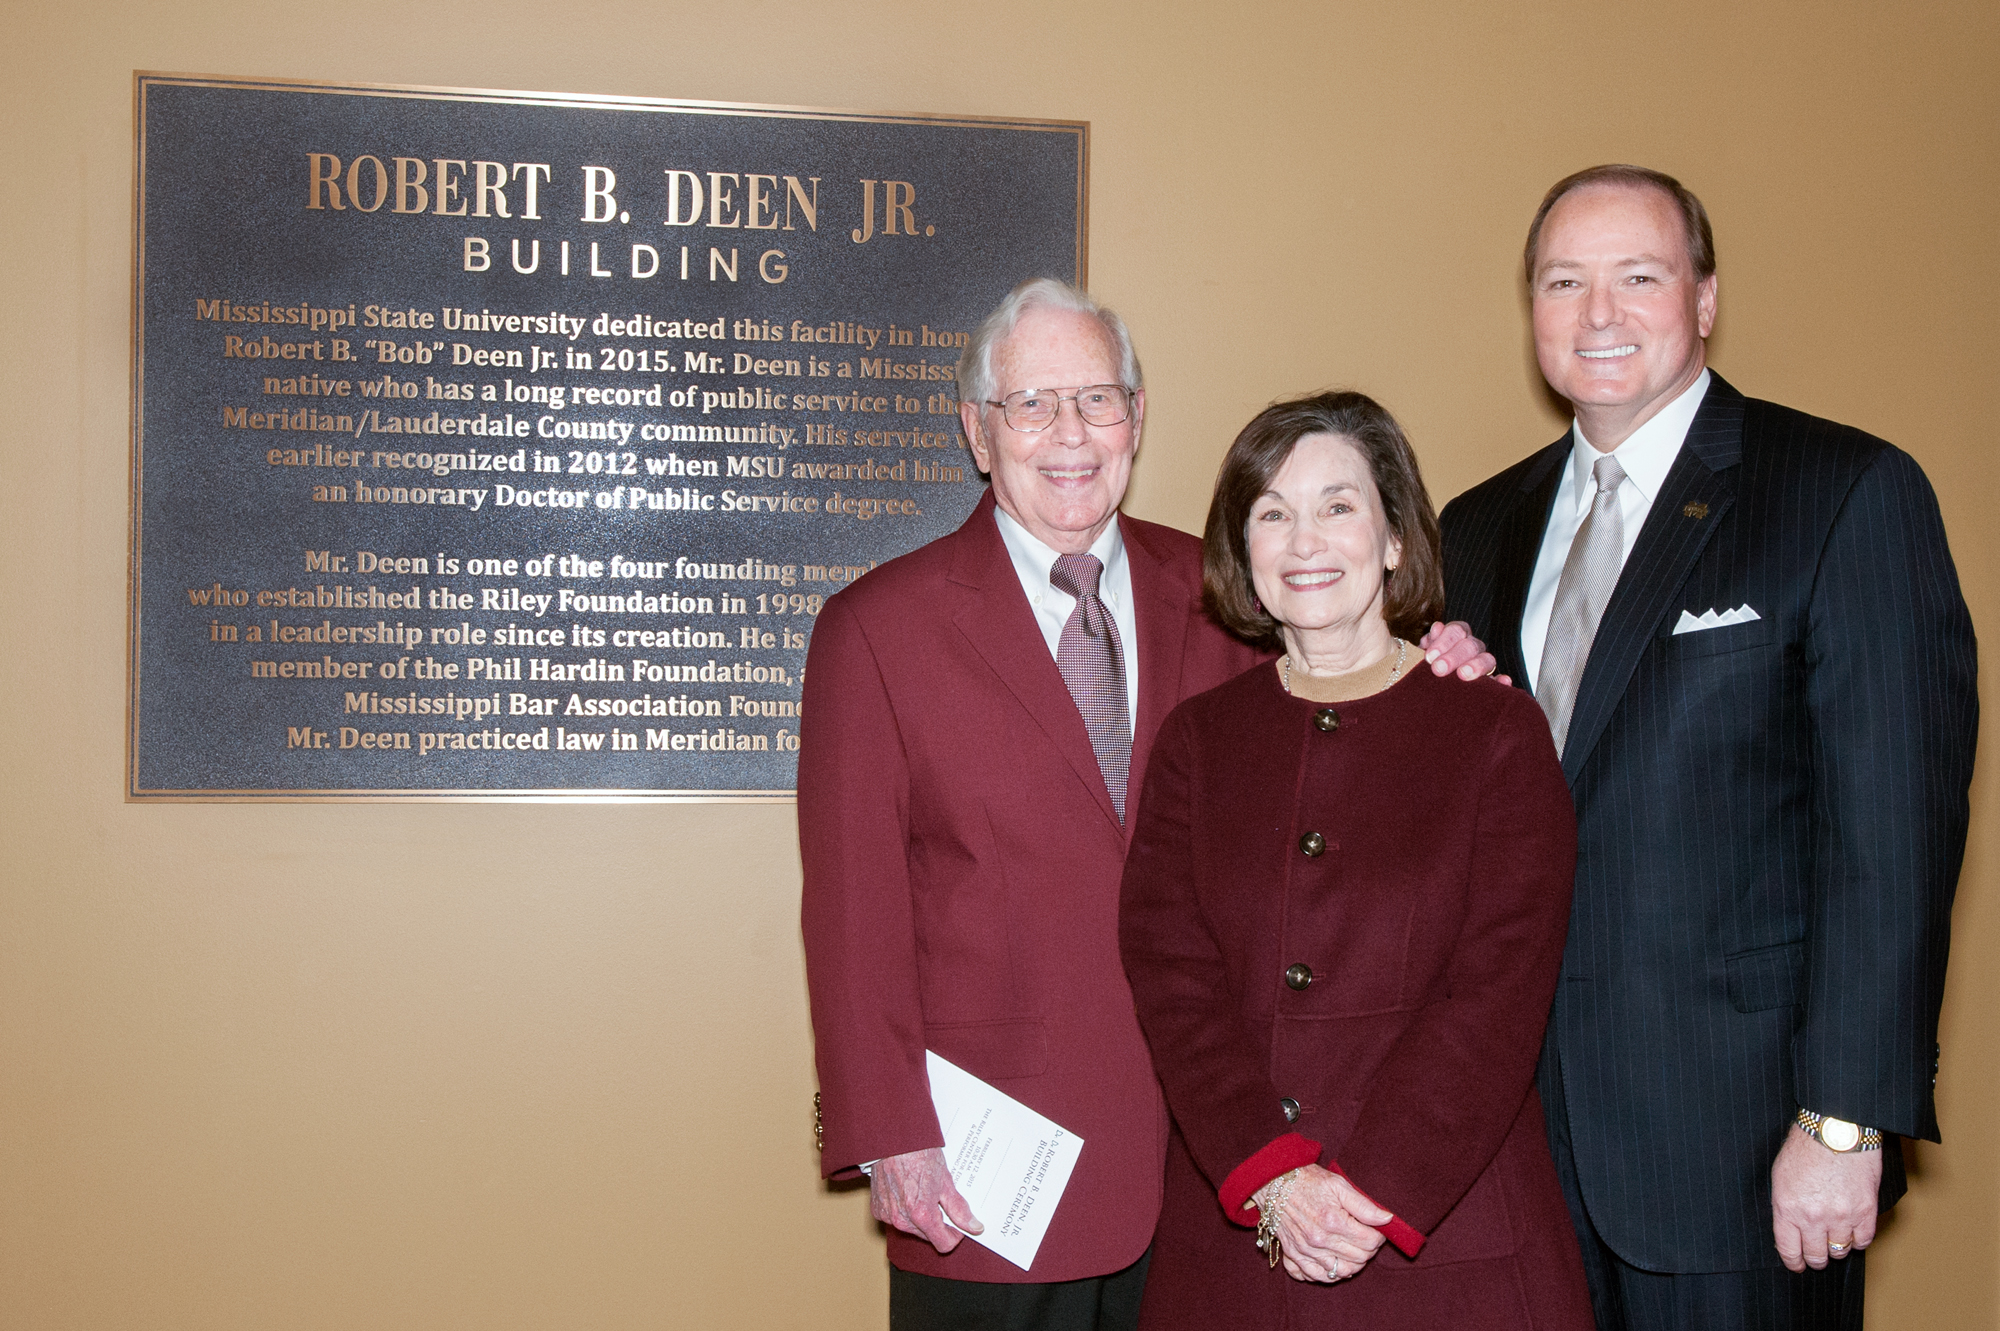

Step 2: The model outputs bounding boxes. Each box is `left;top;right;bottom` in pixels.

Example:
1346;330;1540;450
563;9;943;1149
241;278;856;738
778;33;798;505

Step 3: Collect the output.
1673;604;1762;635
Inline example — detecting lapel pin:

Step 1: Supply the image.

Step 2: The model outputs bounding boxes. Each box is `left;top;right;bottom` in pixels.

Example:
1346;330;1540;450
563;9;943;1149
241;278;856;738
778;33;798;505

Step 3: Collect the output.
1683;502;1709;520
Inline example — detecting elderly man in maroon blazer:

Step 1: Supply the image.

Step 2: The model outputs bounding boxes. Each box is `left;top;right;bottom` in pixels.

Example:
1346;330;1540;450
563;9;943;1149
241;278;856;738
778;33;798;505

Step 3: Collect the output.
799;278;1492;1330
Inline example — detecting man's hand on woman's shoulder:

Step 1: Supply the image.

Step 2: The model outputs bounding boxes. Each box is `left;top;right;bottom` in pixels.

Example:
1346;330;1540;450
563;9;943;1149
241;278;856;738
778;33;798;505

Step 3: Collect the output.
1420;621;1505;683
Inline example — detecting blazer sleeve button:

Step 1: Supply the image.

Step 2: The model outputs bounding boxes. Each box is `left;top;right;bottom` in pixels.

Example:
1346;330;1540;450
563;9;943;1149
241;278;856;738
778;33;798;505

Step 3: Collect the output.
1299;831;1326;857
1284;962;1314;990
1314;708;1339;731
1281;1097;1301;1123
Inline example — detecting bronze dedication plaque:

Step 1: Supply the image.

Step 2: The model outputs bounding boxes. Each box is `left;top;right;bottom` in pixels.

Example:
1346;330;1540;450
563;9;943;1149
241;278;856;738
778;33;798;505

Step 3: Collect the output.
130;74;1085;800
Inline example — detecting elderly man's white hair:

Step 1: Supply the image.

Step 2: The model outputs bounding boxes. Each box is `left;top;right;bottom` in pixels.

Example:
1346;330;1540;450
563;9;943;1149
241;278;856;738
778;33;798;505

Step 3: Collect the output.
955;278;1144;412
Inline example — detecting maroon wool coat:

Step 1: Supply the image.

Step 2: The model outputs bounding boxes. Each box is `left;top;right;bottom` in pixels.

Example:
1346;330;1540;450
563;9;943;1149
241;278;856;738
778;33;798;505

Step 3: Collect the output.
799;491;1262;1283
1119;661;1594;1329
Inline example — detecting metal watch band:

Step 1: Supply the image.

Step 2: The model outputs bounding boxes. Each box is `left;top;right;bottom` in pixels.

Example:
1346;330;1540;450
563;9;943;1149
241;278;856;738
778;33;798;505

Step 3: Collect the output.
1797;1108;1883;1151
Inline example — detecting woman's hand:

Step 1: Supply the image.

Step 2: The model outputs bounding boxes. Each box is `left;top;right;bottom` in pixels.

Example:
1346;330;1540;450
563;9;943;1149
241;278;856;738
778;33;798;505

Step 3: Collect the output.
1259;1165;1392;1283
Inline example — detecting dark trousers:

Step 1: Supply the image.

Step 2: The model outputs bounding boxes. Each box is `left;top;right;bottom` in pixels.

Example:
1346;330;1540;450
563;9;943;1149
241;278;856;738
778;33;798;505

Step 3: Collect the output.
1545;1068;1865;1331
889;1250;1150;1331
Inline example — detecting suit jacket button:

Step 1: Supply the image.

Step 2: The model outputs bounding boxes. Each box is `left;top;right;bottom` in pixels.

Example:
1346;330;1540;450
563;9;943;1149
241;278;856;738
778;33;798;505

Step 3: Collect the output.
1314;708;1339;732
1284;963;1314;990
1299;831;1326;857
1281;1097;1301;1123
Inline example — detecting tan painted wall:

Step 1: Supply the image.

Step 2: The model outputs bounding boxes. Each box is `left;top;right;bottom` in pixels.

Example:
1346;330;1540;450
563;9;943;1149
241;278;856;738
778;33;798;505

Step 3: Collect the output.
3;1;1993;1325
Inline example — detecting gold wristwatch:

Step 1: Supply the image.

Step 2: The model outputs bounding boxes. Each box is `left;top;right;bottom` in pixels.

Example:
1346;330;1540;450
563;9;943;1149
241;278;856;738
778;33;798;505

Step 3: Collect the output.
1796;1108;1882;1152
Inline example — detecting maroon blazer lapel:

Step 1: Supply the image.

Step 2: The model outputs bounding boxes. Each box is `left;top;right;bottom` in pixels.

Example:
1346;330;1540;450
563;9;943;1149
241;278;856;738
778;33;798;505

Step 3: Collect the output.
947;492;1125;833
1123;514;1194;839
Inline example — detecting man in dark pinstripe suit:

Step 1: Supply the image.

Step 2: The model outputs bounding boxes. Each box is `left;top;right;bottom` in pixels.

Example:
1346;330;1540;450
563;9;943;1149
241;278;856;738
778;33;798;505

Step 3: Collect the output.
1440;165;1977;1330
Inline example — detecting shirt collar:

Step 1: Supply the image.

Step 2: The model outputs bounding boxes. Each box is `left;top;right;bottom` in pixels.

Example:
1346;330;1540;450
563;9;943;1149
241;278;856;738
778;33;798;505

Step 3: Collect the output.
1568;368;1712;509
993;504;1128;601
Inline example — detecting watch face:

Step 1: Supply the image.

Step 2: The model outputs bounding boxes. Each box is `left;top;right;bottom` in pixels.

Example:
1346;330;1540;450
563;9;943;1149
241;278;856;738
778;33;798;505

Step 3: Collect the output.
1822;1118;1861;1152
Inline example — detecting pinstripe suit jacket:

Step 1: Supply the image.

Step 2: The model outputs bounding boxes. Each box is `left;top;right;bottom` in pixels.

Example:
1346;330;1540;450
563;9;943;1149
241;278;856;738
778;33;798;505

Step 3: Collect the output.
1439;373;1977;1272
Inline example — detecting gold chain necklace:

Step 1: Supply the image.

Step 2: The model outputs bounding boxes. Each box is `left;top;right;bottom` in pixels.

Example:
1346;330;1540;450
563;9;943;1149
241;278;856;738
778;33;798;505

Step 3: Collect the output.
1282;637;1408;697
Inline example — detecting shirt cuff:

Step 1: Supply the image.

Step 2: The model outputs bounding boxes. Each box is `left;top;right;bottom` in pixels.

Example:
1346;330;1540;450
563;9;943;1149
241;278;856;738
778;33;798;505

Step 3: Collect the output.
1218;1132;1325;1224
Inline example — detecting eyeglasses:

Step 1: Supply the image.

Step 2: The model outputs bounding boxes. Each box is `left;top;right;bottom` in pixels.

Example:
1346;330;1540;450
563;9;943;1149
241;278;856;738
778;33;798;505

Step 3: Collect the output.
986;385;1134;432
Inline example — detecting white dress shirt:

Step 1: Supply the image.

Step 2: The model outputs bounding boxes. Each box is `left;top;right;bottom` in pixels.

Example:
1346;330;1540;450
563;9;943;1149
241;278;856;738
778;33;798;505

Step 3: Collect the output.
993;506;1141;724
1521;370;1712;693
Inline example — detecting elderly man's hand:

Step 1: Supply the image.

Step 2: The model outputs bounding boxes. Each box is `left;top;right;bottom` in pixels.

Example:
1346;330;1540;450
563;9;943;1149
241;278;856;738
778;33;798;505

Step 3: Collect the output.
870;1147;983;1253
1420;621;1504;683
1772;1125;1881;1273
1262;1165;1391;1284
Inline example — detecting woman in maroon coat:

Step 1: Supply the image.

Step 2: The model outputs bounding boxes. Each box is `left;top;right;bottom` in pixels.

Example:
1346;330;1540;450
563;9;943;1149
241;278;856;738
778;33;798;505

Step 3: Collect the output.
1119;392;1593;1329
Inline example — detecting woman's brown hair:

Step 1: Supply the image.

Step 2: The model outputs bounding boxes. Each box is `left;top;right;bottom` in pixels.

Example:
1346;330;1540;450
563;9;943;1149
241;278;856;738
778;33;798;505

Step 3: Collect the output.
1202;391;1445;648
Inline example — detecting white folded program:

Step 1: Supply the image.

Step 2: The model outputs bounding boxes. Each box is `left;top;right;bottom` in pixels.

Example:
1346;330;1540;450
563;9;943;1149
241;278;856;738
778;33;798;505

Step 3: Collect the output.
1673;604;1762;635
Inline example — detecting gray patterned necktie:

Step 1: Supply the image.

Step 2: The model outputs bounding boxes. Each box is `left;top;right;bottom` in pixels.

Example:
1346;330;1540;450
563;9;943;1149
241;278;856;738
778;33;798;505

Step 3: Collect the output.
1538;453;1628;756
1050;553;1132;821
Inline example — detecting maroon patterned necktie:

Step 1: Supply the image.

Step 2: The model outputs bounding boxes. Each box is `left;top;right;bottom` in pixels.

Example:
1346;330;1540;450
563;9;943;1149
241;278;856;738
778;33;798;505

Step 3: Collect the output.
1050;553;1133;821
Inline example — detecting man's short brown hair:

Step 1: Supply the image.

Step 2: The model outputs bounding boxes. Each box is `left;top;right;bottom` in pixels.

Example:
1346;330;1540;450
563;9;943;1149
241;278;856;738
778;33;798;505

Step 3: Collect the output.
1524;164;1716;283
1202;391;1444;649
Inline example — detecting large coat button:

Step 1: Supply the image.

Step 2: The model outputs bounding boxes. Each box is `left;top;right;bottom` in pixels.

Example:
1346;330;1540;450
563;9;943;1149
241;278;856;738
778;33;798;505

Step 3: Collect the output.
1314;708;1339;731
1281;1097;1301;1123
1299;831;1326;857
1284;963;1314;990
